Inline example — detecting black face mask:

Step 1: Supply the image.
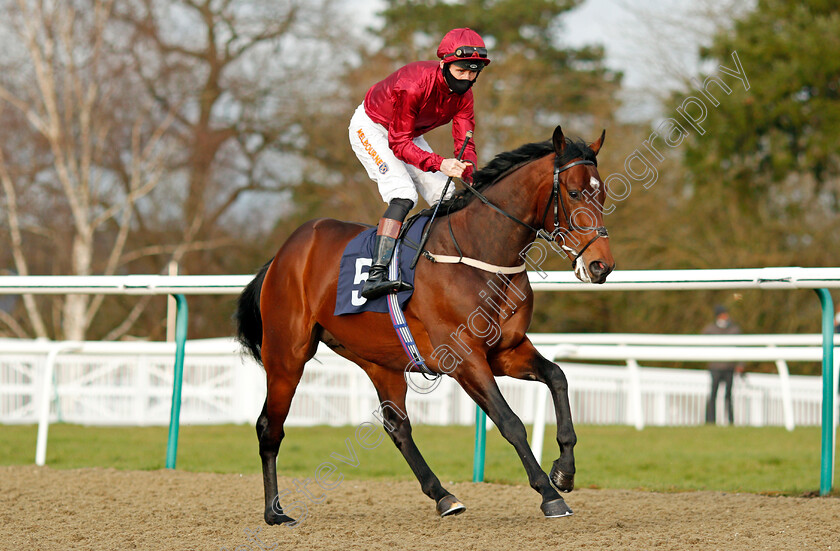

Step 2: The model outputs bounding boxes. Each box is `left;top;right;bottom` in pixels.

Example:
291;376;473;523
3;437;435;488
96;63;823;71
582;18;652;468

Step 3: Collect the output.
443;64;475;95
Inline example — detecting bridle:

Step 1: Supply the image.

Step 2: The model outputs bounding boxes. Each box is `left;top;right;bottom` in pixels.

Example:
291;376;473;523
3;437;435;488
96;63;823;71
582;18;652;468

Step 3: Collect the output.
539;156;609;262
453;154;609;266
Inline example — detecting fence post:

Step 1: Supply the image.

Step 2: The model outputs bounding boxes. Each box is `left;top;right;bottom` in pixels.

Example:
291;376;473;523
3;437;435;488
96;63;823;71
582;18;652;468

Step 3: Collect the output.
473;405;486;482
530;385;549;466
35;349;59;466
35;343;81;466
626;358;645;430
773;358;795;431
165;294;188;469
815;288;835;495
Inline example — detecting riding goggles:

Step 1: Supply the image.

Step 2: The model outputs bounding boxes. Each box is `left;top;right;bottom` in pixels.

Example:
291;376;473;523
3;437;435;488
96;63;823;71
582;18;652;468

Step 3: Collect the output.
448;46;488;59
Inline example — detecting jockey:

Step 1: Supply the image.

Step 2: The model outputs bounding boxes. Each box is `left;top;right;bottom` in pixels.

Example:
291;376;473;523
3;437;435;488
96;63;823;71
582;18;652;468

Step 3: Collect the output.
349;27;490;300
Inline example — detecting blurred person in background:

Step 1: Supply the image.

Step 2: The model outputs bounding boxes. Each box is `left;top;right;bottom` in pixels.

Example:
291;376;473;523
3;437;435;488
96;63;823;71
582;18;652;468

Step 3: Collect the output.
704;305;744;425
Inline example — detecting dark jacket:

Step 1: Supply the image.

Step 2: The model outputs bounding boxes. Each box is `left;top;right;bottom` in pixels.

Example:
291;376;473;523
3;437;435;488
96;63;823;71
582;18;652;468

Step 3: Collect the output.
702;320;742;371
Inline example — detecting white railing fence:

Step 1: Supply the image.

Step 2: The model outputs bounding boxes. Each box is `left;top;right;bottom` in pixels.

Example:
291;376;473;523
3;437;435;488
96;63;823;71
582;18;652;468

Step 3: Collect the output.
0;268;837;490
2;336;836;436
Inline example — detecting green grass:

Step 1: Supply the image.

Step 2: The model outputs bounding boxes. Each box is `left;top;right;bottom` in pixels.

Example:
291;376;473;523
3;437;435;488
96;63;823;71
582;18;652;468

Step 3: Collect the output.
1;423;836;496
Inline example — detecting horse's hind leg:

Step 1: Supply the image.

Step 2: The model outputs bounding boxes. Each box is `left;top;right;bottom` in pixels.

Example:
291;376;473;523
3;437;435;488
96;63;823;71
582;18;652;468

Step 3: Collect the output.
256;361;305;525
365;365;464;517
257;322;317;525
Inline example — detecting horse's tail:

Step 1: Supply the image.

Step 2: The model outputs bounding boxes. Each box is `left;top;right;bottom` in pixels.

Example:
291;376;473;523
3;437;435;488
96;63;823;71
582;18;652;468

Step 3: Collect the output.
235;259;272;366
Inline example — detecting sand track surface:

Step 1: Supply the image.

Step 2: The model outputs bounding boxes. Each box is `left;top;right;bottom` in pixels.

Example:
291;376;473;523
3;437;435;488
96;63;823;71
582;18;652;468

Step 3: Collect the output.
2;465;839;550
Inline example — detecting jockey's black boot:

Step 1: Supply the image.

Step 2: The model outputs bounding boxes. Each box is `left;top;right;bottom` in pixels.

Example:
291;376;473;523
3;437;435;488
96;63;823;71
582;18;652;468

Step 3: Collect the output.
361;221;414;300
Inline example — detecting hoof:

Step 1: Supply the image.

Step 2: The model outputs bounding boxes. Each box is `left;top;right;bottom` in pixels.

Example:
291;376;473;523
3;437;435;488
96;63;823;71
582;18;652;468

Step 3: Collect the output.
436;495;466;517
265;508;296;526
550;461;574;493
541;497;573;518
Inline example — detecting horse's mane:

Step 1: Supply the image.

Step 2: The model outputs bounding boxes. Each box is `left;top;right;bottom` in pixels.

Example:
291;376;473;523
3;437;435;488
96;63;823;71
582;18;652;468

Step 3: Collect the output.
418;137;597;217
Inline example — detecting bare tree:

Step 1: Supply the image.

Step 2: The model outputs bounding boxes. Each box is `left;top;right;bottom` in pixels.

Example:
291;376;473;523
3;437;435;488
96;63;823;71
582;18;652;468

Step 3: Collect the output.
0;0;175;339
112;0;360;262
0;0;362;340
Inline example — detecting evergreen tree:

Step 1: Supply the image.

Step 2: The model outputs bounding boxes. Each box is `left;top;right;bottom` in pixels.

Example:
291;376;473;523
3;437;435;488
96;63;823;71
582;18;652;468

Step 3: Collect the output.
674;0;840;216
375;0;621;155
653;0;840;350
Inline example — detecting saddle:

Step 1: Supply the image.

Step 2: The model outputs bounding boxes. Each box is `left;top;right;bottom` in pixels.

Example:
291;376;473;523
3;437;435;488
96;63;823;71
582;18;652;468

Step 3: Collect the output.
333;215;429;316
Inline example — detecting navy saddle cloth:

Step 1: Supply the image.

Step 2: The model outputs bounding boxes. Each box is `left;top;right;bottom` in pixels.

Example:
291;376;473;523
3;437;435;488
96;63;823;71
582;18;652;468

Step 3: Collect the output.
334;215;429;316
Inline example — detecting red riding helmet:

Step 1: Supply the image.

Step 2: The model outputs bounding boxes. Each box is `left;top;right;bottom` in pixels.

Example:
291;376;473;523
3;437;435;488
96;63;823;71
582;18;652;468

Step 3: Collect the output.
436;28;491;71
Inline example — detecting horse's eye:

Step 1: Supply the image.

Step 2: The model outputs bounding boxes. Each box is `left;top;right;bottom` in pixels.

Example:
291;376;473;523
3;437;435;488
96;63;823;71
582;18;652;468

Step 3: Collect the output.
568;190;580;200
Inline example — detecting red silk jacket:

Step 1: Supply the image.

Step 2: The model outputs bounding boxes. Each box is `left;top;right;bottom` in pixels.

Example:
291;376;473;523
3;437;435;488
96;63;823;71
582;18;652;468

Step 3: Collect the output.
364;61;477;180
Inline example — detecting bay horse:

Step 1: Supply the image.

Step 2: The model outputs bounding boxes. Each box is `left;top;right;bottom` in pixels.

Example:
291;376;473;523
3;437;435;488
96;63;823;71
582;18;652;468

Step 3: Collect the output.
236;125;614;524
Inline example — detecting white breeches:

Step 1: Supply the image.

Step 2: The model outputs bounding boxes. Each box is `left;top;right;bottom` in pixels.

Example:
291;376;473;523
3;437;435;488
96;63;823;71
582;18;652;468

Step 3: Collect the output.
349;103;452;206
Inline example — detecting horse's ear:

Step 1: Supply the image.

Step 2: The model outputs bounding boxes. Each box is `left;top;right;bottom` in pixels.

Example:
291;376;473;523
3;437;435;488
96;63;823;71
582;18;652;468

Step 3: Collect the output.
590;129;606;156
552;125;566;154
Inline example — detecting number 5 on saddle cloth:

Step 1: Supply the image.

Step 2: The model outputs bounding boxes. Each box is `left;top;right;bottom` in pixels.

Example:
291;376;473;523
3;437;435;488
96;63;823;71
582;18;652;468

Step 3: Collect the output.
334;215;433;375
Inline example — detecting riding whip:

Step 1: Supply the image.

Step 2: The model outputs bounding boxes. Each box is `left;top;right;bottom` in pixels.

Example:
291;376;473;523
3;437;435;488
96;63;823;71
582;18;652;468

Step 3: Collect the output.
410;130;473;269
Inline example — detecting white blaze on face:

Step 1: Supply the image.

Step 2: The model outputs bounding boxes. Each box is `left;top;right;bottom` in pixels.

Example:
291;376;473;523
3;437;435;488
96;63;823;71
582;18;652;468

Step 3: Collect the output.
574;255;591;283
590;177;600;191
561;242;592;282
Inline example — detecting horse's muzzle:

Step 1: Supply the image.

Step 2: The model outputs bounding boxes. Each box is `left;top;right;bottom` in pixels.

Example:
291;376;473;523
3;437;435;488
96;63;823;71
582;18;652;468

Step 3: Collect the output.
588;260;613;284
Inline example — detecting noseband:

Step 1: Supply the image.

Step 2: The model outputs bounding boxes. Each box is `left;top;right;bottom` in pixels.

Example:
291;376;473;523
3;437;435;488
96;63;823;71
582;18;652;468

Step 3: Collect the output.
454;155;609;266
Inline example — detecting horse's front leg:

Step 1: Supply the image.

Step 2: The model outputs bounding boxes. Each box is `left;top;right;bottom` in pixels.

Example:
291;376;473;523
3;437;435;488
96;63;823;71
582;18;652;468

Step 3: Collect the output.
535;355;577;492
490;339;577;493
454;361;571;517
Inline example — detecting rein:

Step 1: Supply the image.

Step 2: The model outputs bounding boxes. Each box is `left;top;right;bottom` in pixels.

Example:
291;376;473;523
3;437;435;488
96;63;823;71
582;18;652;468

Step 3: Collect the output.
447;155;609;267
